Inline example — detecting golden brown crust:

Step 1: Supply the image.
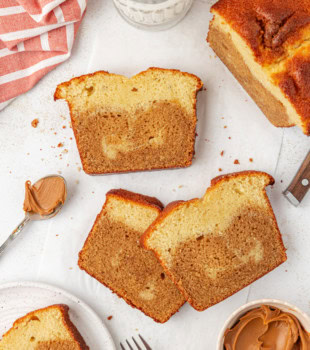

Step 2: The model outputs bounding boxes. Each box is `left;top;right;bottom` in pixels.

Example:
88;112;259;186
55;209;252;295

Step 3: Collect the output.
54;68;203;174
211;0;310;65
82;164;193;175
273;52;310;135
107;189;164;211
1;304;89;350
210;170;275;186
210;0;310;135
141;171;287;311
54;67;203;101
78;189;183;323
59;305;89;350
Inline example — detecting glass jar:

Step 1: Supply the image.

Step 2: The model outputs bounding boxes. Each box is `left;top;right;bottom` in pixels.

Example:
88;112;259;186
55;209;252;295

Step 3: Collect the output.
113;0;194;31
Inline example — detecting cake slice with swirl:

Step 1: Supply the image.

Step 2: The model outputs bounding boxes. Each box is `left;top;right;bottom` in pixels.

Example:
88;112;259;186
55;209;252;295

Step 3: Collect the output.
141;171;287;311
55;68;203;174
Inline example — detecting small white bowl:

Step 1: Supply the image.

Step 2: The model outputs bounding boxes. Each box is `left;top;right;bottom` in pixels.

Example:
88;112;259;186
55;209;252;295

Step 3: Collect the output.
217;299;310;350
113;0;194;31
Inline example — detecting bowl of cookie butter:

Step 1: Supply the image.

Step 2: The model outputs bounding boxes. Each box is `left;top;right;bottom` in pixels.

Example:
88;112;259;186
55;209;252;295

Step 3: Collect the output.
217;299;310;350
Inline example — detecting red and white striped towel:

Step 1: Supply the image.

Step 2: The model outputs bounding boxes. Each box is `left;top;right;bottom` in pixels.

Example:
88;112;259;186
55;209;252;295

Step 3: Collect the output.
0;0;87;110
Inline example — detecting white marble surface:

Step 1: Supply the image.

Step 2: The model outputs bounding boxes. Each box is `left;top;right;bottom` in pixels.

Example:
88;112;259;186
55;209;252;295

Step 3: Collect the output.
0;0;310;349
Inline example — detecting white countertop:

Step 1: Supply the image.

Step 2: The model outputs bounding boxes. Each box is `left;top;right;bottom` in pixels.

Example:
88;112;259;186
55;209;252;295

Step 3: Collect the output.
0;0;310;349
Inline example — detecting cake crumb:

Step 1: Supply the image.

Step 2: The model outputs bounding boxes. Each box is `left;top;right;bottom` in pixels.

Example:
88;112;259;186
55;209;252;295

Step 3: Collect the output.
31;119;39;128
62;125;66;129
77;166;81;172
57;171;62;174
107;316;113;321
224;125;227;129
178;185;184;189
234;159;240;165
54;132;57;135
249;158;253;162
220;150;224;157
57;142;63;148
62;149;68;154
75;180;79;184
219;168;222;172
69;267;73;270
56;234;59;237
132;87;138;92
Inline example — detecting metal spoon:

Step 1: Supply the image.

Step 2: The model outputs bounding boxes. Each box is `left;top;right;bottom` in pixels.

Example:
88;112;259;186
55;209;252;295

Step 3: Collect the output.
0;175;67;256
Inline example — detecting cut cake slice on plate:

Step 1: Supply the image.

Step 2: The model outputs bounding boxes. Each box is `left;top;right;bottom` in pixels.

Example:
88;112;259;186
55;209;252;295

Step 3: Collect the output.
0;304;88;350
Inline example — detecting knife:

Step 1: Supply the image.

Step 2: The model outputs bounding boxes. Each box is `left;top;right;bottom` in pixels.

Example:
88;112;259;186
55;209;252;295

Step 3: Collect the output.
283;151;310;206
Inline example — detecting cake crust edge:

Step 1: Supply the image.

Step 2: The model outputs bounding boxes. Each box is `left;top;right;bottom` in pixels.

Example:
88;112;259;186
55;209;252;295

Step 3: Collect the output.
207;21;295;129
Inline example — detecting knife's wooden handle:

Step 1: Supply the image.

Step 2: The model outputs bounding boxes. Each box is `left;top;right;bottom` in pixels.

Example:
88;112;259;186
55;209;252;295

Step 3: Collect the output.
286;151;310;203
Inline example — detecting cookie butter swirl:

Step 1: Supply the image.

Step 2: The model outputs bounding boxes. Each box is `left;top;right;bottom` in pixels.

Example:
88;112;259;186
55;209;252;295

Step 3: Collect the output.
224;305;310;350
23;176;66;216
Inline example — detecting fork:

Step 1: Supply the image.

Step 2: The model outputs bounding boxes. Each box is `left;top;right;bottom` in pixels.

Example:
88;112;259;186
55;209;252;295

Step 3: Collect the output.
120;334;152;350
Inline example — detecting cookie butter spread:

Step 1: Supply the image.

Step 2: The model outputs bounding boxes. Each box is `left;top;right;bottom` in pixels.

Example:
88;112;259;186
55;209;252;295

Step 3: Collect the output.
224;305;310;350
23;176;66;216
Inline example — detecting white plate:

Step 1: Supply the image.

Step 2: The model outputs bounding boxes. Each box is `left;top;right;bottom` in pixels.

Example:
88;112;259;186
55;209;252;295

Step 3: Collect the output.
0;281;116;350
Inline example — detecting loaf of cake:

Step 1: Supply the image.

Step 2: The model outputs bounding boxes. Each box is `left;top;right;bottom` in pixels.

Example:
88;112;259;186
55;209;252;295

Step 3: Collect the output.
0;304;88;350
78;189;185;323
54;68;203;174
141;171;287;311
207;0;310;135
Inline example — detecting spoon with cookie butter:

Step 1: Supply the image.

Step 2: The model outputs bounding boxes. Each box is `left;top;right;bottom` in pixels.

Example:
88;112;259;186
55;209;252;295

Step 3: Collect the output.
0;175;67;256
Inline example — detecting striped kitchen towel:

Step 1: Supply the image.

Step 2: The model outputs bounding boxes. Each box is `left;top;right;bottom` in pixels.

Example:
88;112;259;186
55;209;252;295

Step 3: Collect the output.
0;0;87;110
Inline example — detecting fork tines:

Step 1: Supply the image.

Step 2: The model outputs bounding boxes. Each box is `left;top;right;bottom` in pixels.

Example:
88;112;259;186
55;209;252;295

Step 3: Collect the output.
120;334;152;350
